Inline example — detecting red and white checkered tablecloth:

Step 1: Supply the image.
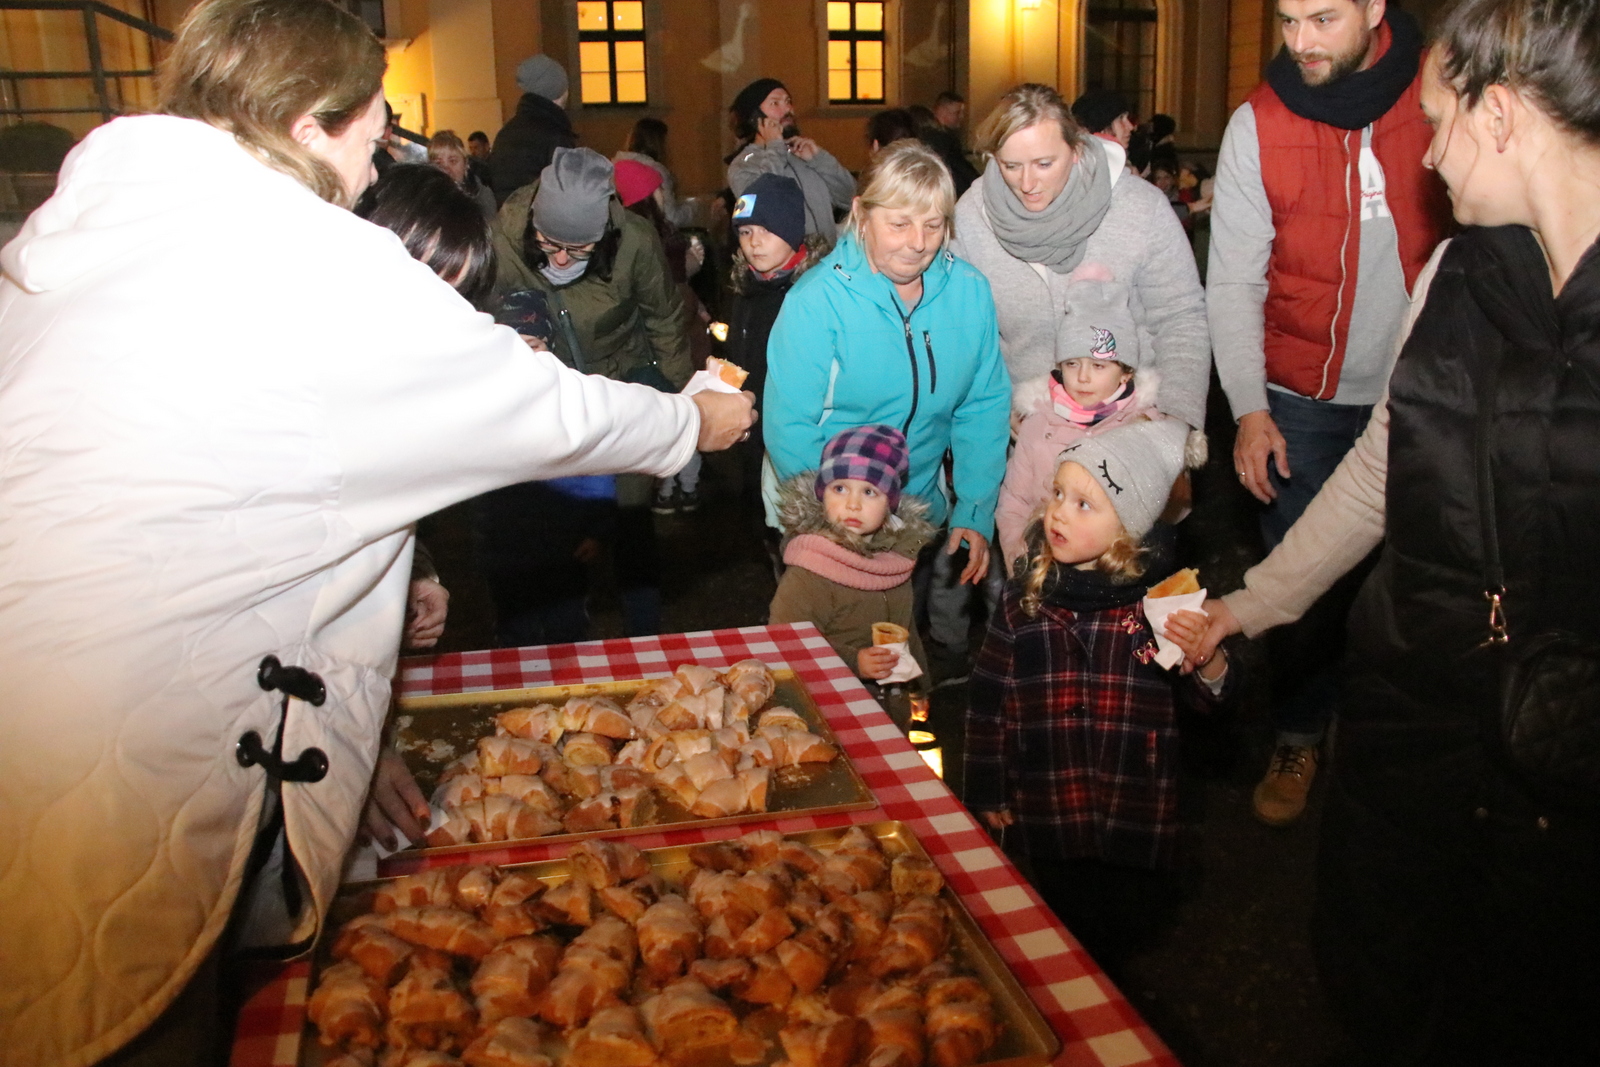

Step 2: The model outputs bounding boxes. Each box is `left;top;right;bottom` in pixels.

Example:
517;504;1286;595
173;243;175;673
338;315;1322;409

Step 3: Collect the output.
230;623;1177;1067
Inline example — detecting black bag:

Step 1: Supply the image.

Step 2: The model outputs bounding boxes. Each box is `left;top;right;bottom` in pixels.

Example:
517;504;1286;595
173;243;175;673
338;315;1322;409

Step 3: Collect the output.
1475;350;1600;807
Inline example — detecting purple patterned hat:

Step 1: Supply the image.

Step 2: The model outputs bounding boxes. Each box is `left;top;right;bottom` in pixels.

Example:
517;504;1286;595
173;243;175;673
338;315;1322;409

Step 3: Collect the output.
814;425;910;509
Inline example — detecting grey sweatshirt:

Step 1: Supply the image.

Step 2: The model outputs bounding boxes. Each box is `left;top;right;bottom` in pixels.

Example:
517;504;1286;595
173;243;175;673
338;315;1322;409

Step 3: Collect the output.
949;140;1211;432
728;141;856;245
1208;102;1411;416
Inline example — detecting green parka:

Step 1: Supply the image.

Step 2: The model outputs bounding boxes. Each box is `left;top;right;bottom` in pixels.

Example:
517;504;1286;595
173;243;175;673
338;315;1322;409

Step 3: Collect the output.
492;182;692;389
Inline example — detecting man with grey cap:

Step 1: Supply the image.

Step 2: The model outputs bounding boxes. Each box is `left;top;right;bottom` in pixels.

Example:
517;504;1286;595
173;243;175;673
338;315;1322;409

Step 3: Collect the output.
489;53;577;205
489;146;698;636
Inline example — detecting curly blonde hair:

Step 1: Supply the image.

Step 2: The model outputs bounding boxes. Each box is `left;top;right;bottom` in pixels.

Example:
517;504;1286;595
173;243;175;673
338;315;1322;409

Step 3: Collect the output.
1017;515;1148;618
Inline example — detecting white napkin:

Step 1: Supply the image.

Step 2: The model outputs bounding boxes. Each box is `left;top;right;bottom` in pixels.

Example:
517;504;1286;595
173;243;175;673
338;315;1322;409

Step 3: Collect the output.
878;641;924;684
682;368;742;396
339;805;451;883
1142;588;1209;670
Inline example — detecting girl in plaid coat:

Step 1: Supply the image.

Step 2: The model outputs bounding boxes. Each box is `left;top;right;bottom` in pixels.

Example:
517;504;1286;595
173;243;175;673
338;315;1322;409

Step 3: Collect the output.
963;421;1235;973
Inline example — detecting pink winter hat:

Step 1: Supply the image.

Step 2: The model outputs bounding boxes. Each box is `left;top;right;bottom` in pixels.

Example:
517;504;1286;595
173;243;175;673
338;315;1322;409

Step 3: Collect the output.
613;158;663;207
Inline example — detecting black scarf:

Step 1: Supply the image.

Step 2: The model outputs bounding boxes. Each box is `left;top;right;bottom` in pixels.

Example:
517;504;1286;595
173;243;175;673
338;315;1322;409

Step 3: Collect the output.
1032;523;1180;613
1266;8;1423;131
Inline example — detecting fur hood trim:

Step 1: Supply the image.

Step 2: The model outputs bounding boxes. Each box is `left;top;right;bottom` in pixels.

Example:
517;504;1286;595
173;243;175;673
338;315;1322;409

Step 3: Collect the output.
1012;366;1209;469
776;473;936;557
730;239;831;295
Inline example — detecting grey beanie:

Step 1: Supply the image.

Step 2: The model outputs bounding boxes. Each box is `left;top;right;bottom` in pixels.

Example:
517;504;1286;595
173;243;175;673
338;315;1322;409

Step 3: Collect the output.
1057;420;1185;540
517;54;569;100
1057;277;1141;369
533;147;614;245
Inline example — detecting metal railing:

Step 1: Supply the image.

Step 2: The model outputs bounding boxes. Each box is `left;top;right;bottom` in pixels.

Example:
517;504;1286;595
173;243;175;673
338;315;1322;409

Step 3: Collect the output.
0;0;173;125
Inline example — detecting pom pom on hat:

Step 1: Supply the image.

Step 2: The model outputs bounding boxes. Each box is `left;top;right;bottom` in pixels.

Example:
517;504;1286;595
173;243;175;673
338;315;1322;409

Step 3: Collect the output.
814;425;910;510
1056;420;1185;540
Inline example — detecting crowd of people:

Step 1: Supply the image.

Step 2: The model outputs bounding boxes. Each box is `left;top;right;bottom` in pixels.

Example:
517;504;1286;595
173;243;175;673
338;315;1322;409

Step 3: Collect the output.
0;0;1597;1063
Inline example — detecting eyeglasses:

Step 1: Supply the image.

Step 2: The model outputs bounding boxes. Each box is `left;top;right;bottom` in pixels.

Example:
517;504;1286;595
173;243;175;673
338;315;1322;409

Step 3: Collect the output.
535;234;598;260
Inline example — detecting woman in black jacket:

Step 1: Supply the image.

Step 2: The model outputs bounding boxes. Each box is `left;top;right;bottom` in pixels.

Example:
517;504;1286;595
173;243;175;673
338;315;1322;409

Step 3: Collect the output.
1188;1;1600;1060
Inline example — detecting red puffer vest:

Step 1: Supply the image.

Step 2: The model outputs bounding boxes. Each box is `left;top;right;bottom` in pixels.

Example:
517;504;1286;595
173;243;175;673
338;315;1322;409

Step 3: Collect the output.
1249;26;1452;400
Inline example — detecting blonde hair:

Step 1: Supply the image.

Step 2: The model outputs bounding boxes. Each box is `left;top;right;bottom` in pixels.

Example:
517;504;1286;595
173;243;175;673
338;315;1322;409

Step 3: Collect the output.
428;129;467;161
847;139;956;246
159;0;386;207
973;82;1086;159
1016;513;1148;618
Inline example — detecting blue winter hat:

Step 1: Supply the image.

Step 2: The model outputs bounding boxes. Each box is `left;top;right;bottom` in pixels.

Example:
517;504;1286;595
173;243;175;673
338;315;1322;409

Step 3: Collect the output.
731;173;806;254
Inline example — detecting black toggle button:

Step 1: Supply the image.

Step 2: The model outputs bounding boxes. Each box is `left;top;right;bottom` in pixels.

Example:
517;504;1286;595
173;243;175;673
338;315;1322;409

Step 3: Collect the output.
257;655;326;706
235;730;329;783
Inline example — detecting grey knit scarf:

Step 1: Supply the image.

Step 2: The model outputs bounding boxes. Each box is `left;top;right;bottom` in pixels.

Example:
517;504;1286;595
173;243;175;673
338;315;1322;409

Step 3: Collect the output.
980;140;1113;274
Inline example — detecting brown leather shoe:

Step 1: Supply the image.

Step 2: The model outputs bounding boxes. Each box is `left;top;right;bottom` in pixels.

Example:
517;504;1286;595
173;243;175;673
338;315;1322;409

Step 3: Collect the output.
1252;744;1318;827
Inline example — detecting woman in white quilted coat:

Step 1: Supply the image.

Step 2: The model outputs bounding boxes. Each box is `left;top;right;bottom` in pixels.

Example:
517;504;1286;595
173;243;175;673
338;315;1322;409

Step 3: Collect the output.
0;1;752;1064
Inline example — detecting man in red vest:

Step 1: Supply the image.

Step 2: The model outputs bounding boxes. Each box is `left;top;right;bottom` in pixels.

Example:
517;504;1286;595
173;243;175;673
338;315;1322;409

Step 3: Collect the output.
1209;0;1451;827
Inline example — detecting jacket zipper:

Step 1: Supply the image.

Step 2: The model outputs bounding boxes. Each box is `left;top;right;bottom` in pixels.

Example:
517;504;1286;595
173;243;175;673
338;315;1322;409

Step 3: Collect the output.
1320;130;1356;400
900;314;921;436
923;330;937;394
556;304;587;373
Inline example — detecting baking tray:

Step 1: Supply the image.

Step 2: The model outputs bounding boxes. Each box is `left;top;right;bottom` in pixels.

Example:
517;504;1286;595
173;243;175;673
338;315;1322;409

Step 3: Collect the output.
392;669;876;856
305;821;1062;1067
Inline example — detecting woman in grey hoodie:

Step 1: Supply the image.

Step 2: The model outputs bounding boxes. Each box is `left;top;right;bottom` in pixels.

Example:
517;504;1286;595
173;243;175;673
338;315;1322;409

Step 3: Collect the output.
949;84;1211;438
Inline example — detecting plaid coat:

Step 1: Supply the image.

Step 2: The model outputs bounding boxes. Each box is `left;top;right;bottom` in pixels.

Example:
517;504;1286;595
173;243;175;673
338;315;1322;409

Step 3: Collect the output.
963;575;1234;871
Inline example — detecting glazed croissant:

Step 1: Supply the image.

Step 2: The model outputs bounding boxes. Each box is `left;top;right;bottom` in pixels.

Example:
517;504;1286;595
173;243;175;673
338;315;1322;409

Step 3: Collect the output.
307;960;386;1049
460;1015;550;1067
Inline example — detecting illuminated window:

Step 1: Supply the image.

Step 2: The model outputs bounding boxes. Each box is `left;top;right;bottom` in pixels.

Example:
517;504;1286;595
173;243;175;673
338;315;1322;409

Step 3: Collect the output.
577;1;647;105
827;1;885;104
1085;0;1157;124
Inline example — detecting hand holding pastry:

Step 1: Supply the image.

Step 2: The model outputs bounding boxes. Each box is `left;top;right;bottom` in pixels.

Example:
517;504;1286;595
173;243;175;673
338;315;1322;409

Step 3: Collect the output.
692;390;757;452
857;646;897;681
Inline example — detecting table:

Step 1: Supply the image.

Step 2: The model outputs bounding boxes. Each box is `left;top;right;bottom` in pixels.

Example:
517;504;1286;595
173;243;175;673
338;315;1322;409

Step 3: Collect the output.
230;623;1177;1067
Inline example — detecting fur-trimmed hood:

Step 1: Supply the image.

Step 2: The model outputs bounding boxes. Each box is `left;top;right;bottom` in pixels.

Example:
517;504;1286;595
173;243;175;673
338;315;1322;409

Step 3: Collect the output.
776;474;937;558
1012;366;1209;469
730;239;831;295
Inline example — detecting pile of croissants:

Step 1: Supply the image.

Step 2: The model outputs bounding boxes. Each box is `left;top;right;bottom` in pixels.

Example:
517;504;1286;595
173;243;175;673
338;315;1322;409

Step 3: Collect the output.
421;661;839;847
310;828;1002;1067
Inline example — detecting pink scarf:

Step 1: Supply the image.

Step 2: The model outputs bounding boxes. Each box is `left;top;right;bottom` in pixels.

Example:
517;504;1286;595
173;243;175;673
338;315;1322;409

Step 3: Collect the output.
783;534;916;591
1050;375;1136;426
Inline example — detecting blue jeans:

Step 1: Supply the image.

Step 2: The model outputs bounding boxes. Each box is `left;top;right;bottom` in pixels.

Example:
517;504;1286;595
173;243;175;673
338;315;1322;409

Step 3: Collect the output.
1260;390;1372;747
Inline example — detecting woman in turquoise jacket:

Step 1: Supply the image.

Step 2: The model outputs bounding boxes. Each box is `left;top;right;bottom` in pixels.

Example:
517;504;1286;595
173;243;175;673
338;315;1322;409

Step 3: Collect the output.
764;140;1011;583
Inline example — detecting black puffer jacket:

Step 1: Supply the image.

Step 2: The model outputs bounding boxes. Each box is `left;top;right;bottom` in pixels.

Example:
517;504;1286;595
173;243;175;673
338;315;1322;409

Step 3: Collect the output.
1322;226;1600;1062
489;93;577;205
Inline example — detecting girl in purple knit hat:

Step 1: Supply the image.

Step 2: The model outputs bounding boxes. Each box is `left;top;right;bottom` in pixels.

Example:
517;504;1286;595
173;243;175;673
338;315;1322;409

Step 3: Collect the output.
768;425;935;700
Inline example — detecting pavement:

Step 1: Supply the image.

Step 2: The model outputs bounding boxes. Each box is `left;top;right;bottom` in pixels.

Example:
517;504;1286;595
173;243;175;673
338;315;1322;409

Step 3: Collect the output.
420;374;1347;1065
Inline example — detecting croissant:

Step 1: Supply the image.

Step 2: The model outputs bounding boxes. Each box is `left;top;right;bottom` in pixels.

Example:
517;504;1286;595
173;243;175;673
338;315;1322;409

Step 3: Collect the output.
562;792;618;834
637;893;703;981
925;999;999;1067
731;866;790;914
386;953;477;1050
381;906;502;959
596;871;665;924
489;870;547;909
460;1016;551;1067
495;704;563;744
471;795;563;843
432;772;487;810
601;765;648;792
736;737;776;770
702;913;741;960
323;1051;376;1067
721;659;777;710
571;914;639;966
561;732;616;768
613;738;650;767
639;978;739;1051
538;752;583;799
652;762;700;810
486;773;562;813
332;922;414;986
815;849;889;901
773;729;838;767
688;956;752;991
567;1005;656;1067
785;878;826;927
581;699;637;740
859;1008;925;1067
890;855;945;900
478;736;546;778
471;934;563;1025
424;810;474;848
308;960;386;1049
566;764;605;801
690;776;747;819
826;892;891;961
625;675;683;717
615;785;656;829
757;707;809;733
869;896;947;979
732;950;794;1006
569;840;651;889
674;663;722;695
738;768;771;813
536;874;596;926
437;751;481;784
731;905;795;957
774;929;833;995
685;840;746;873
453;865;499;912
373;869;463;913
653;698;702;732
481;901;544;940
687;870;759;927
923;977;989;1009
778;1017;865;1067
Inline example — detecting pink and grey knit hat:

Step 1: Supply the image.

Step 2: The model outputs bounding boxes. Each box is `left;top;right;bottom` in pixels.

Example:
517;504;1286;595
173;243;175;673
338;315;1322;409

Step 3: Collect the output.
814;425;910;509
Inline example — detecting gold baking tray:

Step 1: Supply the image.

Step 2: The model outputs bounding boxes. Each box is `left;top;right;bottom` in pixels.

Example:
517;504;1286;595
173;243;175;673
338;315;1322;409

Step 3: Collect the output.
391;669;876;857
304;821;1062;1067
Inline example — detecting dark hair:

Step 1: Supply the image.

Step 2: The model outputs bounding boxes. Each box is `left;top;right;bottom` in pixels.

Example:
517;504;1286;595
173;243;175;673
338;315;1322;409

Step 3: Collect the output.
866;108;916;150
1436;0;1600;146
468;130;488;143
625;194;689;283
354;164;496;305
626;117;670;162
934;90;965;107
1146;113;1177;142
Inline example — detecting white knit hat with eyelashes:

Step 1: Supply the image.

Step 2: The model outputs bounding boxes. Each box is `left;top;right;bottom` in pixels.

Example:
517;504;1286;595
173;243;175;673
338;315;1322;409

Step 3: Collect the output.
1057;419;1186;539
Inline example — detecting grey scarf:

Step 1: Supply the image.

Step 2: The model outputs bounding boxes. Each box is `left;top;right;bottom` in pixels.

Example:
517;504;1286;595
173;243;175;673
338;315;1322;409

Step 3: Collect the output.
980;141;1113;274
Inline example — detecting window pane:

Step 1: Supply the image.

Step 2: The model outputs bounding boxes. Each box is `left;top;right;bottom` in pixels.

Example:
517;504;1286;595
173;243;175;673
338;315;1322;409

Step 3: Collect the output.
576;1;608;30
829;69;853;101
856;69;883;100
579;40;612;73
855;2;883;31
616;71;647;102
827;1;851;30
857;39;883;70
612;0;644;30
615;39;645;72
581;71;612;103
828;40;852;69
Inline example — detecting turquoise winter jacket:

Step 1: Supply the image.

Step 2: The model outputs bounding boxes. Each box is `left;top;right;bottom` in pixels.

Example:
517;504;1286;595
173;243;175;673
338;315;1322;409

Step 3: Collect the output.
763;231;1012;537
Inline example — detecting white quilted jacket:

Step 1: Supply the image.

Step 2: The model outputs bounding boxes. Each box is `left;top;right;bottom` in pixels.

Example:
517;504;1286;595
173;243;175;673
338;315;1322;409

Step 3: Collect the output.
0;115;698;1066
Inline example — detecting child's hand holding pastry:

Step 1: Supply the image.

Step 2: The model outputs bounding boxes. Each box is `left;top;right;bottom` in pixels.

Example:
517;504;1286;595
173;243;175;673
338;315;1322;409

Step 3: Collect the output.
1164;608;1228;681
858;645;897;681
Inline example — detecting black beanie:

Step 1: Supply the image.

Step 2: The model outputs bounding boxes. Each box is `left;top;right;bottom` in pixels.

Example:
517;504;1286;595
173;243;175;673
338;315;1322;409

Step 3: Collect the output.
1071;88;1133;134
731;173;806;252
731;78;786;125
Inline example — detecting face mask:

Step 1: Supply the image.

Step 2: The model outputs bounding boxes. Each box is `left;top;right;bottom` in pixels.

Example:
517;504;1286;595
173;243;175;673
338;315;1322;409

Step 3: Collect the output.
540;257;589;286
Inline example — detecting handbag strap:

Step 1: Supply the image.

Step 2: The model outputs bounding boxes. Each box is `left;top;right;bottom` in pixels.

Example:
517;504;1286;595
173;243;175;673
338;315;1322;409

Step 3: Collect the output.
1474;343;1511;646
